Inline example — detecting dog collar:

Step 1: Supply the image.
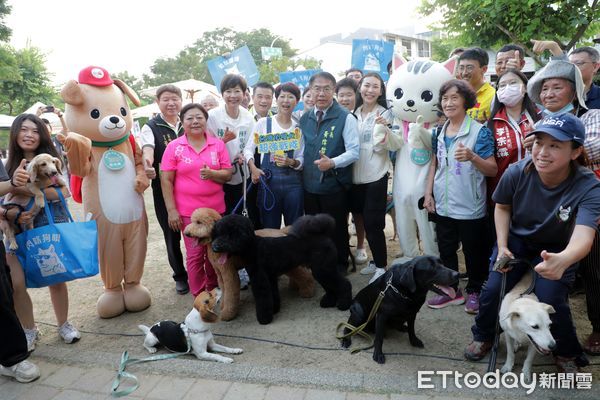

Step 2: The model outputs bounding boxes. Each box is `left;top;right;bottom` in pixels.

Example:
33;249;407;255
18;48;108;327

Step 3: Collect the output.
92;133;130;148
187;327;210;334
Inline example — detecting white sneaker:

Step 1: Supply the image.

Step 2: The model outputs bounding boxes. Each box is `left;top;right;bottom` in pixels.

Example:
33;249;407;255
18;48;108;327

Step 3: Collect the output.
369;267;386;284
58;321;81;344
360;260;376;275
23;328;39;352
355;248;368;265
238;269;250;290
0;360;40;383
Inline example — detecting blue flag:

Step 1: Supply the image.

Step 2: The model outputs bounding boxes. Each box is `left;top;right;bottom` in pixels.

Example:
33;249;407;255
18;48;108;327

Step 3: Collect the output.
207;46;260;90
351;39;394;81
279;69;321;111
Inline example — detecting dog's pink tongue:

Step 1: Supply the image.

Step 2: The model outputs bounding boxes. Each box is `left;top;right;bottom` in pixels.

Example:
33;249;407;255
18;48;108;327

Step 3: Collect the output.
50;175;59;185
439;286;456;299
218;253;228;265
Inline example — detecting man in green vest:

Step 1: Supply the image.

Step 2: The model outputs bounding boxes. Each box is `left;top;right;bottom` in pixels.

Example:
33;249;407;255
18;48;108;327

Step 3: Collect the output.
300;72;359;275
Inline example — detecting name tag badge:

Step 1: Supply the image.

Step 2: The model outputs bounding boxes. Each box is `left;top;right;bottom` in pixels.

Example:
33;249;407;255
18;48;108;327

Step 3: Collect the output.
211;151;218;166
362;132;372;144
103;149;126;170
410;148;431;165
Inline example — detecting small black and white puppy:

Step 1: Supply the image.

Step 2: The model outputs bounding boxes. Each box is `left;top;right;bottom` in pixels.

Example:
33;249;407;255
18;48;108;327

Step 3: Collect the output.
341;256;458;364
138;288;243;363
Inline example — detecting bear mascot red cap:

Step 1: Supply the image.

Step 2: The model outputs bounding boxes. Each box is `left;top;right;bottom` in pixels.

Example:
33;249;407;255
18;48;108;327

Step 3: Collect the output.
59;66;151;318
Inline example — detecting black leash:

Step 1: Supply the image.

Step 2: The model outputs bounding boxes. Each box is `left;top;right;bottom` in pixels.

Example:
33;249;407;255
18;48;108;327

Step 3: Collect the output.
487;256;535;373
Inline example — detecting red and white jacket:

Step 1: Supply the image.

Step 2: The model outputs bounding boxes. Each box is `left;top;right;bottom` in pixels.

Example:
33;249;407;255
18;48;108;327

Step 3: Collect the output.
487;107;537;201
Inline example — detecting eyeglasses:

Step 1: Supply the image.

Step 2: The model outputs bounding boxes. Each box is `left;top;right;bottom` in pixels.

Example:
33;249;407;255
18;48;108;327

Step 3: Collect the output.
458;65;477;72
312;86;333;94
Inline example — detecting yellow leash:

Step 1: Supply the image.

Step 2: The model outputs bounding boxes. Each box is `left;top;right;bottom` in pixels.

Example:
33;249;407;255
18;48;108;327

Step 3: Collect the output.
336;275;399;354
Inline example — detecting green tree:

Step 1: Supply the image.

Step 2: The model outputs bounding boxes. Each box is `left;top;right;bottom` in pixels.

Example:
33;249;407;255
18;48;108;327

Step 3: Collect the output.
143;28;319;87
420;0;599;64
0;45;58;115
0;0;11;42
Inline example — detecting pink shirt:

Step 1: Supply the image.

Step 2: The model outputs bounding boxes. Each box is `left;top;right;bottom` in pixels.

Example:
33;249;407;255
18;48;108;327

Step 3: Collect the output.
161;133;231;216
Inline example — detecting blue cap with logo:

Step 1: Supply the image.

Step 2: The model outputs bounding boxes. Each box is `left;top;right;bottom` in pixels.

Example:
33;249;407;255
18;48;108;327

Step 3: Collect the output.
527;113;586;145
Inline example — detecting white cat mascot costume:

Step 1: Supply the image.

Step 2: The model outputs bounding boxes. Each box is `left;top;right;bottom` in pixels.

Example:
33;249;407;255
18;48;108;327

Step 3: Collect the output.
375;57;456;258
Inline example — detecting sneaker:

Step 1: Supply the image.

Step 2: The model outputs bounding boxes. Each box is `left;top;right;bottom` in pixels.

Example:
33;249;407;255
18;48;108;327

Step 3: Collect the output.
360;260;376;275
368;267;386;284
427;288;465;309
23;328;39;352
464;340;493;361
464;292;480;315
0;360;40;383
238;269;250;290
554;356;580;373
58;321;81;344
355;248;368;264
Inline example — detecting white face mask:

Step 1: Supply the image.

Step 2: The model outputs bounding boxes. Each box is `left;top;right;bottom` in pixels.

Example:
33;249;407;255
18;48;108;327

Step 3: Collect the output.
497;83;525;107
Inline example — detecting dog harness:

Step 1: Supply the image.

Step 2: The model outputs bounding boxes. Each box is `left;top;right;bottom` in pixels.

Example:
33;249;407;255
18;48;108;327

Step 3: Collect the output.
336;275;405;354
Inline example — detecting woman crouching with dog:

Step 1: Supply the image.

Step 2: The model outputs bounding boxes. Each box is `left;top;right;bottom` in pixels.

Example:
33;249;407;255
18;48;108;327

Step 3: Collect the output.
161;104;232;297
3;114;80;352
465;112;600;373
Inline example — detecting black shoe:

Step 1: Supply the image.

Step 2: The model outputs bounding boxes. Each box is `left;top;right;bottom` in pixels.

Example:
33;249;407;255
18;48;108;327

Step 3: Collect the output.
175;281;189;295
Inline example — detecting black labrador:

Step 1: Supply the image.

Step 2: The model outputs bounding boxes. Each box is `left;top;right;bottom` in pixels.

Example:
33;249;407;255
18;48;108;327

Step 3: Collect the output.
341;256;459;364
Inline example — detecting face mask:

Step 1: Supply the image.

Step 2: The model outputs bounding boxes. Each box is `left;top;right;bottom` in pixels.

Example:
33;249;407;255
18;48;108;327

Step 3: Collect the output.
497;83;524;107
542;103;575;117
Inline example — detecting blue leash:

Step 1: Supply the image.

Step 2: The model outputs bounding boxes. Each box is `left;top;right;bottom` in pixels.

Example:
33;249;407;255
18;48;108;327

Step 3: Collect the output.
230;169;275;215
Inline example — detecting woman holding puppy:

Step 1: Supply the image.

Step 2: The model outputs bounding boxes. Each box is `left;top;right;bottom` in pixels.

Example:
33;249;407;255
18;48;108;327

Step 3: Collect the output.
3;114;80;352
465;113;600;373
161;103;232;297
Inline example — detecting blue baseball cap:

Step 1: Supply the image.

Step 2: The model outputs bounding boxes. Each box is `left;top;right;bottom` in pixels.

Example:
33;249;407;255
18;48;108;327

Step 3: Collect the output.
527;113;586;145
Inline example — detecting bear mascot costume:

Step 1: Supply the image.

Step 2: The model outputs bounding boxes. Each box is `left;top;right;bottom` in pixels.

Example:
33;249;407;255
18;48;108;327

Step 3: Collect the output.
59;66;151;318
379;57;456;258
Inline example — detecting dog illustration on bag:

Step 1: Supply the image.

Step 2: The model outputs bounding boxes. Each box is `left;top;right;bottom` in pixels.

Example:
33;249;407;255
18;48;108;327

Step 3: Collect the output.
33;244;67;277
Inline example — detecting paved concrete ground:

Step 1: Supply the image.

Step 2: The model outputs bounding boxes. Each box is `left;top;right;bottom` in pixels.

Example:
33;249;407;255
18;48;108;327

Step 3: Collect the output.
3;191;599;399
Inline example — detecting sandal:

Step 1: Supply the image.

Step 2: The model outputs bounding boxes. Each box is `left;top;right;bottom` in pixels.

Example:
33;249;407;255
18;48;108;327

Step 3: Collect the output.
582;331;600;356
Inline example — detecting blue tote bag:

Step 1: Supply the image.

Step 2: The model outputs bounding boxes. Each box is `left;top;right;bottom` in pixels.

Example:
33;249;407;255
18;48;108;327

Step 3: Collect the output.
15;189;99;288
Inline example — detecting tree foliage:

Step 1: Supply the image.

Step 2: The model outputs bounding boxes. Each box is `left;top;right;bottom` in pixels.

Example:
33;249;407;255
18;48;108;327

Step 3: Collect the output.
143;28;320;87
0;0;11;42
0;45;58;115
420;0;599;63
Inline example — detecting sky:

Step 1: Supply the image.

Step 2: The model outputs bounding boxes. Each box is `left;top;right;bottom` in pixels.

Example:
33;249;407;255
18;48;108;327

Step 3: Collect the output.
6;0;429;86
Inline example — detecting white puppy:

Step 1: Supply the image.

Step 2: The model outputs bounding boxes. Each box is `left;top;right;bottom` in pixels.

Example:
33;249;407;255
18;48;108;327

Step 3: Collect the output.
499;270;556;382
138;288;243;363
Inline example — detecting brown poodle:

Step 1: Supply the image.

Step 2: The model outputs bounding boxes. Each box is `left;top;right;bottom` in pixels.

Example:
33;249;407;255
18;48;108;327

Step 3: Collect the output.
183;208;314;321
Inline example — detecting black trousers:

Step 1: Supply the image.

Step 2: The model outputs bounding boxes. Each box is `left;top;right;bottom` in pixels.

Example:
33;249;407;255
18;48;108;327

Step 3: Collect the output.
0;244;29;368
580;232;600;332
224;181;262;230
435;215;490;293
152;183;186;283
350;174;388;267
304;190;350;269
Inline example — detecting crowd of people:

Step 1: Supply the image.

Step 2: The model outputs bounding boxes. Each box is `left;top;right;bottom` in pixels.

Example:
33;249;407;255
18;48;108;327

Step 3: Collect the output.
1;39;600;384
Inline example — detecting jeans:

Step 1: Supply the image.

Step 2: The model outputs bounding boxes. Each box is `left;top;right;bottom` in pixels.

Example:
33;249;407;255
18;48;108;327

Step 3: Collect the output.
259;165;304;229
472;234;583;359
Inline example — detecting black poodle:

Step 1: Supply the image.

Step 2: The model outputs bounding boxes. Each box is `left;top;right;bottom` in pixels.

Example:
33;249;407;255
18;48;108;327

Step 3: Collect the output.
211;213;353;325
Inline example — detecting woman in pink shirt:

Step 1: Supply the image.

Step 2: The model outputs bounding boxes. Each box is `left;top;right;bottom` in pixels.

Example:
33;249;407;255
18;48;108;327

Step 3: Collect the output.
161;103;232;296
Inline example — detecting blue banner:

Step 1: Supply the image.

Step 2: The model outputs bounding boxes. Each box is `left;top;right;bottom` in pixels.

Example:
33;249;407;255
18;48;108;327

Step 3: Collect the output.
279;69;321;111
207;46;260;91
351;39;394;81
